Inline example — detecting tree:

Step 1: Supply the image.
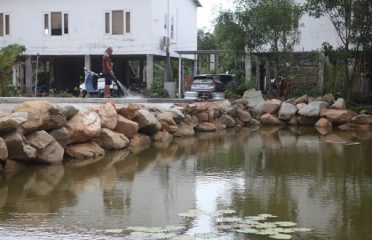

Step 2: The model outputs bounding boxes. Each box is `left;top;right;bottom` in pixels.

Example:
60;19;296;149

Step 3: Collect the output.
0;44;26;94
305;0;372;101
215;0;302;82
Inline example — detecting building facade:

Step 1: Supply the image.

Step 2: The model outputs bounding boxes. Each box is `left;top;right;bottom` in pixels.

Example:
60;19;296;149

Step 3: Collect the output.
0;0;201;94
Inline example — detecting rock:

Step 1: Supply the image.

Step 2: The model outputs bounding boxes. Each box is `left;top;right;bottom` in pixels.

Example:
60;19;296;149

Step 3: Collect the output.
298;101;329;117
49;127;70;148
25;130;64;164
351;114;372;125
218;115;235;128
66;111;102;144
185;115;199;128
195;122;216;132
249;118;261;126
0;112;28;133
316;94;334;105
65;142;105;159
174;123;195;137
3;129;37;161
338;124;351;131
115;115;139;139
95;128;129;150
117;104;140;120
167;108;185;123
315;126;332;135
295;95;308;104
360;110;369;115
2;159;27;176
56;105;79;119
158;112;178;133
130;134;152;151
262;99;282;114
286;98;296;105
297;116;318;125
320;109;356;125
242;89;265;111
296;103;307;111
152;131;173;142
195;112;209;122
278;102;297;120
288;116;299;125
135;109;160;135
207;100;234;113
213;120;227;130
261;113;286;126
329;98;346;110
208;108;216;122
93;103;118;130
0;137;8;160
43;108;67;131
237;108;252;124
315;118;332;128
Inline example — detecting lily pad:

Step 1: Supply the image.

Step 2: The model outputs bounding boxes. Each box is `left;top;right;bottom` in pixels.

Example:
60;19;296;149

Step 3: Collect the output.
216;217;243;223
269;233;292;239
104;229;123;234
292;227;312;232
178;212;199;218
256;222;277;229
236;228;259;234
165;225;185;232
278;228;295;233
274;221;297;227
194;232;220;239
127;226;149;232
152;233;177;239
216;209;236;215
258;213;278;218
256;229;281;235
130;231;152;237
171;236;194;240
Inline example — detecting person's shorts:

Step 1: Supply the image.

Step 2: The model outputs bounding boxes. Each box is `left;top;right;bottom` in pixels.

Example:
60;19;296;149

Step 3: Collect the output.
104;73;113;85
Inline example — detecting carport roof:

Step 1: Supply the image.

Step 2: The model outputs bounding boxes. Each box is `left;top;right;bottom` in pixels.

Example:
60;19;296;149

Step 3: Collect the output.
175;50;221;55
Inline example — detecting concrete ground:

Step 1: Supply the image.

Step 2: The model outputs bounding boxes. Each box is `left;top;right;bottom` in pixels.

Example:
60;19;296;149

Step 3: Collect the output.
0;96;193;115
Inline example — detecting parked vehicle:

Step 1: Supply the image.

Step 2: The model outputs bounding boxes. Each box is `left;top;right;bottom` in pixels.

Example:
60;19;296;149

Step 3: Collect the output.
79;68;125;97
189;74;223;99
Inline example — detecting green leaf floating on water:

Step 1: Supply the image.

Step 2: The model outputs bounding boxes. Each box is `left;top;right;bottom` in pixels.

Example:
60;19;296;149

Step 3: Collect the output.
236;228;259;234
152;233;177;239
274;222;298;227
104;229;123;233
130;231;152;237
258;213;278;218
194;232;220;239
292;227;312;232
216;209;236;215
216;217;243;223
269;233;292;239
171;236;194;240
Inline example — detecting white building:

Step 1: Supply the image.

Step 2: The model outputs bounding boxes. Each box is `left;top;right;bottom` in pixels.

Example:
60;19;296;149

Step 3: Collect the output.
0;0;201;94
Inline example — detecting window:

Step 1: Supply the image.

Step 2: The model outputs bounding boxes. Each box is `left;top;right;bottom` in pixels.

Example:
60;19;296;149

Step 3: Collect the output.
44;12;68;36
0;13;10;36
112;10;123;35
170;16;174;39
105;10;131;35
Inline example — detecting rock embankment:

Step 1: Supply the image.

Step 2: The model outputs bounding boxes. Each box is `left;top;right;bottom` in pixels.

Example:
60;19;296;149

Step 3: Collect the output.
0;89;371;170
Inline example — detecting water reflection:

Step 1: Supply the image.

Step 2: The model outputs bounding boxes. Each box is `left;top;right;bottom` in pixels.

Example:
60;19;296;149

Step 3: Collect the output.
0;127;371;239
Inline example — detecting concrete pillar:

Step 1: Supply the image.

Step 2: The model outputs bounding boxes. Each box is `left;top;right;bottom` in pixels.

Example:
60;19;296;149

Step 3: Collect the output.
318;53;325;94
215;54;219;74
245;54;252;83
256;56;261;90
25;56;33;95
84;55;91;78
265;57;271;92
146;54;154;89
12;65;17;86
193;54;198;76
210;54;215;73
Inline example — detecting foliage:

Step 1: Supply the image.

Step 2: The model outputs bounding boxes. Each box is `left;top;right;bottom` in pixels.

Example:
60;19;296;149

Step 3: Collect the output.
304;0;372;102
145;79;169;98
0;44;26;95
224;77;256;99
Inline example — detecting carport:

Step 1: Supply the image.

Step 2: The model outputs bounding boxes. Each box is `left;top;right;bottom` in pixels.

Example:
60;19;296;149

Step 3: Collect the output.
175;50;221;98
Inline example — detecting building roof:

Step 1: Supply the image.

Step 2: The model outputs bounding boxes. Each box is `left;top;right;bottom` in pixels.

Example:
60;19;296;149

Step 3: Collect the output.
192;0;202;7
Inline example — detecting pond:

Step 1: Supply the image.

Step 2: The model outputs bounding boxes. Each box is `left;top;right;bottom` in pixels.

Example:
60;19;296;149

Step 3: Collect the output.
0;127;372;240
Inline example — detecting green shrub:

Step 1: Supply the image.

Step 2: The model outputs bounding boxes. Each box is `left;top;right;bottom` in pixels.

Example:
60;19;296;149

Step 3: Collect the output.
145;80;169;98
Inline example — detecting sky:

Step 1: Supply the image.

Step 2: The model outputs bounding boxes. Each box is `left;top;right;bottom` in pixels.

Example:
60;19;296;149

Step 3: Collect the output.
197;0;233;31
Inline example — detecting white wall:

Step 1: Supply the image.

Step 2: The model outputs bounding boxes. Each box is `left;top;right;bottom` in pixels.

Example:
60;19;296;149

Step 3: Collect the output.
0;0;198;57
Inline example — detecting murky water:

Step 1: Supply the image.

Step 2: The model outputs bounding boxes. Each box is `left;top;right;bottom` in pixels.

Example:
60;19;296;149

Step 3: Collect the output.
1;127;372;240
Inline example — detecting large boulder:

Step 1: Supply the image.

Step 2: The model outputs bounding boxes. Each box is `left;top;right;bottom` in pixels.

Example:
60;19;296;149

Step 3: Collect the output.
66;111;102;144
185;115;199;128
96;128;129;150
25;130;64;164
174;123;195;137
0;137;8;160
262;99;282;114
93;103;118;130
167;107;185;123
195;122;216;132
3;129;37;161
242;89;265;111
315;94;334;105
115;115;139;139
329;98;346;110
12;101;66;133
261;113;286;126
56;105;79;119
65;142;105;159
297;116;318;125
117;104;140;120
279;102;297;120
298;101;329;117
295;95;308;104
49;127;70;148
237;108;252;124
315;118;332;128
0;112;28;133
320;109;357;125
195;112;209;123
135;109;160;134
152;131;173;142
218;115;235;128
351;114;372;125
158;112;178;133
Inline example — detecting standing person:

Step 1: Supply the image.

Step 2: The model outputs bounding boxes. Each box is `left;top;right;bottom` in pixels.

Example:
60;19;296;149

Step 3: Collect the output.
102;47;117;98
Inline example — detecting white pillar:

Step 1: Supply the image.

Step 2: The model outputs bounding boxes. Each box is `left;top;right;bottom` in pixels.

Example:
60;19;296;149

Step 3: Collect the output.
12;65;17;86
146;54;154;89
178;54;182;98
193;54;198;76
84;55;91;78
245;54;252;83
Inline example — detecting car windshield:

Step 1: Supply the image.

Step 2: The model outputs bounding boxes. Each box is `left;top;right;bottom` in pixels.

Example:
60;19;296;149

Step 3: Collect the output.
193;79;213;83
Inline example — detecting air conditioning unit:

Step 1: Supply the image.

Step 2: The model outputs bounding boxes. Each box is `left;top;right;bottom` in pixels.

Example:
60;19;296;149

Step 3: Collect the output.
160;36;168;50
